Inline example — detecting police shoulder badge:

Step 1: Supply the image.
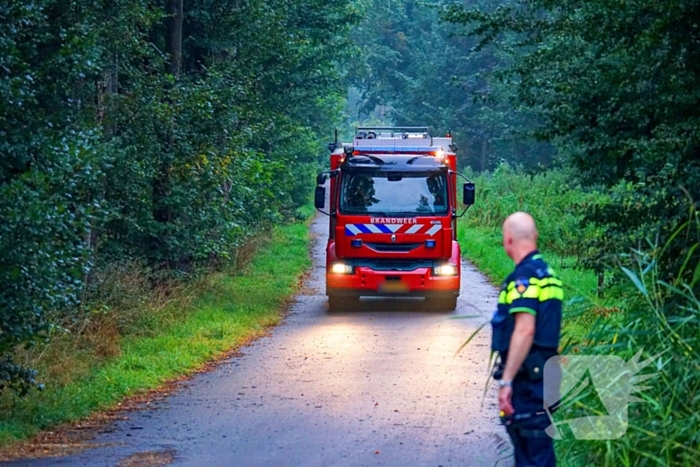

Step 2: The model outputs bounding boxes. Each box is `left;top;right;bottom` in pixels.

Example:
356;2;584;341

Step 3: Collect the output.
515;278;529;294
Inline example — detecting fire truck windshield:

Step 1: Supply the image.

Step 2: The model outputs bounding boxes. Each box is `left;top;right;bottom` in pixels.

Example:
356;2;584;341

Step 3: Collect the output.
340;172;448;216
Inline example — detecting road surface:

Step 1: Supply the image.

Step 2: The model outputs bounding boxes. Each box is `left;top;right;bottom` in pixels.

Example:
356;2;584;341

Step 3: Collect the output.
6;216;511;466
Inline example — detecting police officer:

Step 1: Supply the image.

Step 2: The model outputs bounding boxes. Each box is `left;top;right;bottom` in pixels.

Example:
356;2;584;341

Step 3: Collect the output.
492;212;563;467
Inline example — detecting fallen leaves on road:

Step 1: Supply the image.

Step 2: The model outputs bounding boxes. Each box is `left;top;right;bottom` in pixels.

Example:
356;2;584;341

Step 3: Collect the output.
118;449;176;467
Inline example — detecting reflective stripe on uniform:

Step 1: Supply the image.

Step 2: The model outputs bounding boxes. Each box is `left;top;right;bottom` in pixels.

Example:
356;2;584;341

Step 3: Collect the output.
507;277;562;290
506;285;540;303
500;279;564;305
539;286;564;301
530;277;563;287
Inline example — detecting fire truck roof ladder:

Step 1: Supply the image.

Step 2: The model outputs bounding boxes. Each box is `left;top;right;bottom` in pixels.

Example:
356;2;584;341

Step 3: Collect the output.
354;126;435;149
355;126;430;141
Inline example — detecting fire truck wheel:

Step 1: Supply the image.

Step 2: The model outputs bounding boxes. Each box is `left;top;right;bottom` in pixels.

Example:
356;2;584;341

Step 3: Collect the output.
427;297;458;311
328;295;360;312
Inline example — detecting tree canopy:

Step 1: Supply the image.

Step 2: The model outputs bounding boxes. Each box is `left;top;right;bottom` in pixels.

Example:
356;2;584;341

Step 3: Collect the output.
347;0;554;171
440;0;700;279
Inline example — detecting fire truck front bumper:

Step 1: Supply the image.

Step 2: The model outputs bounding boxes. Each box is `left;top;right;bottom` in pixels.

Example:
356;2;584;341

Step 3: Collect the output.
326;261;460;298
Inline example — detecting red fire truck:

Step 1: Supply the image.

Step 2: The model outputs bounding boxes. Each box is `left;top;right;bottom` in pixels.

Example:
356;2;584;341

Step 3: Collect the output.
314;127;475;311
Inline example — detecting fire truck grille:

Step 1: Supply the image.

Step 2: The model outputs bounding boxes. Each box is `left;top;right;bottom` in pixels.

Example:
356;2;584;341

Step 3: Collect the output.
352;259;435;271
364;242;422;253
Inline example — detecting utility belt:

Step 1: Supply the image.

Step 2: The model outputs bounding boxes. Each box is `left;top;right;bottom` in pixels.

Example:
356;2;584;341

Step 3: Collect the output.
500;410;551;436
493;347;557;382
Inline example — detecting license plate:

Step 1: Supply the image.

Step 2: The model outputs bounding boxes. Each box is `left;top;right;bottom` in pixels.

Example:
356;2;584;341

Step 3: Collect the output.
379;281;410;293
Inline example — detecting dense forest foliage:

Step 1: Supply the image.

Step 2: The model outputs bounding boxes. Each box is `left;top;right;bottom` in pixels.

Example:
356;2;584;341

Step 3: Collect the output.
441;0;700;281
348;0;555;172
0;0;358;392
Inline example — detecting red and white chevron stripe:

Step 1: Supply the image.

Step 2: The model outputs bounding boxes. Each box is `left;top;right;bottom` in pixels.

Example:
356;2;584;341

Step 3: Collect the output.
344;223;443;237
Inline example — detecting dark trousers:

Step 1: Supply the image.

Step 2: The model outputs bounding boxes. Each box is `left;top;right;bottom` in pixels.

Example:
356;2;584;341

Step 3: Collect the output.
505;377;557;467
505;415;556;467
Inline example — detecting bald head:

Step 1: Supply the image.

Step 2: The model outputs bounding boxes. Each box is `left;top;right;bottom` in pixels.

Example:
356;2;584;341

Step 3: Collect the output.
503;212;538;241
502;212;538;263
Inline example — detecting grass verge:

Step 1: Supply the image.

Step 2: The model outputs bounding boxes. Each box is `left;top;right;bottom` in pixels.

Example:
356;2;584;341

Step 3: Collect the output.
458;224;621;343
0;221;311;446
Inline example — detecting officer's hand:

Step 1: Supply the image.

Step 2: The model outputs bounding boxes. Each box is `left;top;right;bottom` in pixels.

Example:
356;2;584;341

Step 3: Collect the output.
498;386;514;416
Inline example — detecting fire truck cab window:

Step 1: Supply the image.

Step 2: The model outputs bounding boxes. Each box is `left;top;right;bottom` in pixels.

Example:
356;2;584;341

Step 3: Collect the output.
341;172;448;215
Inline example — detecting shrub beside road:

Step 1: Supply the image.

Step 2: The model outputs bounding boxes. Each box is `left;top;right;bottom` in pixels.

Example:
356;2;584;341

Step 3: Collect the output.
0;221;311;446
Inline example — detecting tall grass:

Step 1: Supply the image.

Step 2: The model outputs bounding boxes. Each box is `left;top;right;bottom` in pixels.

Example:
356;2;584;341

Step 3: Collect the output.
556;216;700;466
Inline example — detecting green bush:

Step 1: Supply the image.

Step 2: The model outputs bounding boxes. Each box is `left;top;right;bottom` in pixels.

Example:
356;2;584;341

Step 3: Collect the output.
0;132;107;394
465;164;607;263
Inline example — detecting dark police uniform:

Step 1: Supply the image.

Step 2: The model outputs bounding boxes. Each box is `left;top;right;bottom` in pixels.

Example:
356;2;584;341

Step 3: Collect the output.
491;250;563;467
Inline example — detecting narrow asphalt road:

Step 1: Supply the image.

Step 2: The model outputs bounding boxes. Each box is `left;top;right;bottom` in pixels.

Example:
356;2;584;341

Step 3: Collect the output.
6;216;511;467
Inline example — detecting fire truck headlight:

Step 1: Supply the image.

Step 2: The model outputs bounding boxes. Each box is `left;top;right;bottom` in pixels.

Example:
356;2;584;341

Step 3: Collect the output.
330;262;354;275
433;264;458;276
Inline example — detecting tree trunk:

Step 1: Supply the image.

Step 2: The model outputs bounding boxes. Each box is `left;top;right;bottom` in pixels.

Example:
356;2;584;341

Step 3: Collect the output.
165;0;183;77
155;0;183;267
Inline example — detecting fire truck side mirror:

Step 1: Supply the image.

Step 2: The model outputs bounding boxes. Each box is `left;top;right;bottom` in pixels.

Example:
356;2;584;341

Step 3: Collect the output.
463;182;475;206
314;186;326;209
316;173;328;185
